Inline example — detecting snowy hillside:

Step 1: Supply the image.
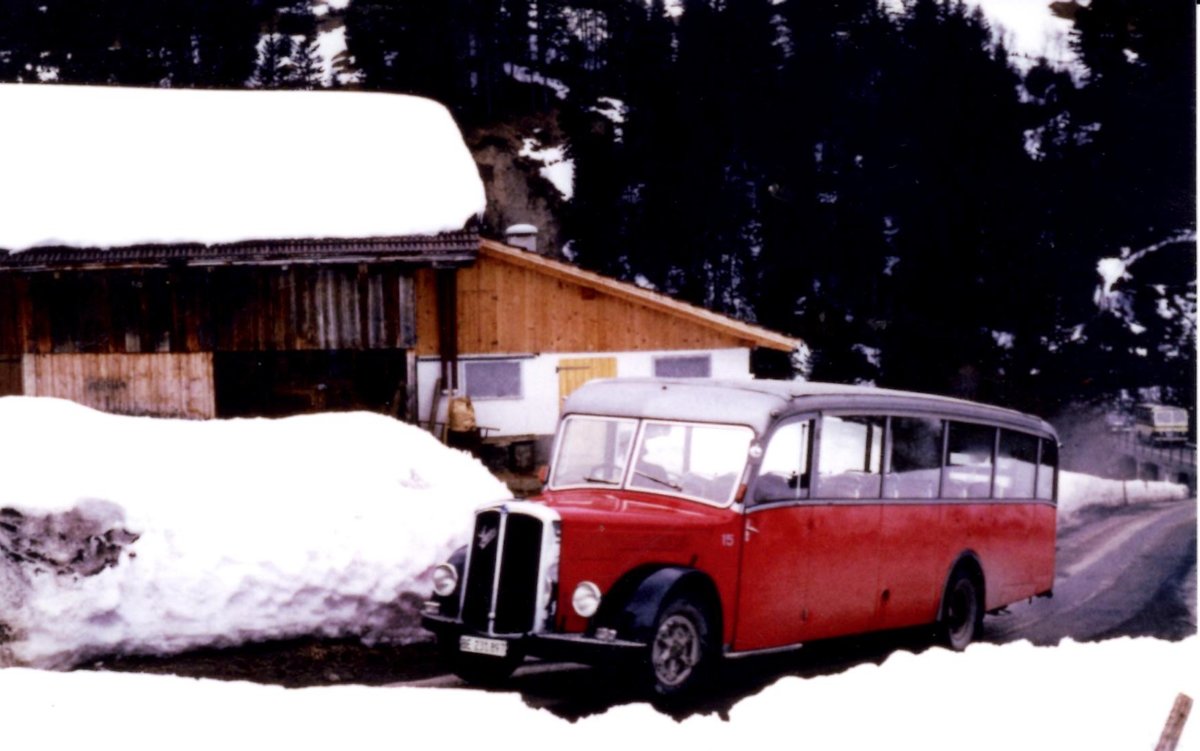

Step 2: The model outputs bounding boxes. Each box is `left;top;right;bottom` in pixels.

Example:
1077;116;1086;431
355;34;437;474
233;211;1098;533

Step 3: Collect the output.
0;397;510;669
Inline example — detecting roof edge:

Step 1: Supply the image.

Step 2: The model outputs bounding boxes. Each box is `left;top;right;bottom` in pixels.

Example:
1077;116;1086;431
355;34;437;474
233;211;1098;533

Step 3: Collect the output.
479;238;802;352
0;230;480;271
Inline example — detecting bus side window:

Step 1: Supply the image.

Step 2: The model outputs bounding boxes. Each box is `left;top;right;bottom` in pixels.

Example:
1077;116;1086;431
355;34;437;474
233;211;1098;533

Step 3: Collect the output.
817;415;884;499
883;416;942;499
1037;439;1058;501
996;430;1038;499
944;422;996;499
753;420;812;503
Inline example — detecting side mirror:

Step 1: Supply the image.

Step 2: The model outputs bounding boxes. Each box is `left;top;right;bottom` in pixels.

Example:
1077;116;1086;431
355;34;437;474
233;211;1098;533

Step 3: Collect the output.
537;465;550;484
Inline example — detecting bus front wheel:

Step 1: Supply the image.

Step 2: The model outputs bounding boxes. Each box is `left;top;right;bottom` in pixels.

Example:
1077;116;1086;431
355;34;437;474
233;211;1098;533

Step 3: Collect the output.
647;595;716;701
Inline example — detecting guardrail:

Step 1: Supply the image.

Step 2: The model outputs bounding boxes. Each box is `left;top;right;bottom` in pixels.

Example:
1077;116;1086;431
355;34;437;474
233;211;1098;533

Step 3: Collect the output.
1113;431;1197;468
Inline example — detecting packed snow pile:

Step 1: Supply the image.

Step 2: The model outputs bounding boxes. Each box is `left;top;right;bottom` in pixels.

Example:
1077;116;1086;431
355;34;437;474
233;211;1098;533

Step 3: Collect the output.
0;397;511;669
0;85;485;251
2;637;1197;750
1059;470;1190;525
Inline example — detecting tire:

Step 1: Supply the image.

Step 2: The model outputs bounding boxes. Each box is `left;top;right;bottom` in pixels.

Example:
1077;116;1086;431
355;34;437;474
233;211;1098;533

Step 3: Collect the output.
439;634;522;687
938;567;983;651
646;596;716;700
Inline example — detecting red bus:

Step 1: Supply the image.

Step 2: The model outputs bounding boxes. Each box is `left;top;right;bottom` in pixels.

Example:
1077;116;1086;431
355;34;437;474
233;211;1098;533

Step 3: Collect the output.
423;379;1058;699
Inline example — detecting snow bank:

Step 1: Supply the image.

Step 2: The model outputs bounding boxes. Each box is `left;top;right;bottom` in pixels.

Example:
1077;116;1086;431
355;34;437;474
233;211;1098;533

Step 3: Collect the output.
1059;470;1189;525
0;397;511;669
0;85;485;251
1;638;1196;750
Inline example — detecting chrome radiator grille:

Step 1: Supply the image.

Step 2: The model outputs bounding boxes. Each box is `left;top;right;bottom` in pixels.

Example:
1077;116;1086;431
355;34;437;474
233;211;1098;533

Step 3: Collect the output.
460;507;552;635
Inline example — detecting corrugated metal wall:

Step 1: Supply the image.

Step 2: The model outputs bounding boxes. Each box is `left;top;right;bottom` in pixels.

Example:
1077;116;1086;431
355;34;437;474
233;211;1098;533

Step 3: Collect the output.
21;352;215;418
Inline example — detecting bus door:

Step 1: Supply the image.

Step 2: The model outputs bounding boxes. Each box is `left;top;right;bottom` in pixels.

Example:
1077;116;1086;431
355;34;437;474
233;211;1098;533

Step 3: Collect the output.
801;414;885;640
733;417;814;651
876;416;950;630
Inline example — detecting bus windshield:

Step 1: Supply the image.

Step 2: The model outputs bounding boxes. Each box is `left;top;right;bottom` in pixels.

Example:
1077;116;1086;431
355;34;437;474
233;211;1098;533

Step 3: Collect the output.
1154;407;1188;426
550;415;753;506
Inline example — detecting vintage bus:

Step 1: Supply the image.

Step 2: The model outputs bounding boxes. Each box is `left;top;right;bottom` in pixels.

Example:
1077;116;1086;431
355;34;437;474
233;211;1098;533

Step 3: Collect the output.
423;379;1058;699
1133;403;1190;445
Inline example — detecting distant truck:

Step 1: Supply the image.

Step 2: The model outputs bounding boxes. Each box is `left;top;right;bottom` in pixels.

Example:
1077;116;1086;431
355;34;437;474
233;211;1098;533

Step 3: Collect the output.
1104;411;1134;433
1133;403;1190;445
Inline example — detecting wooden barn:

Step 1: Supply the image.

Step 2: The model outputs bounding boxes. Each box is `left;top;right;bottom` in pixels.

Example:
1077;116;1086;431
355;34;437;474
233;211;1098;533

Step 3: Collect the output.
0;235;476;420
412;236;802;455
0;84;485;422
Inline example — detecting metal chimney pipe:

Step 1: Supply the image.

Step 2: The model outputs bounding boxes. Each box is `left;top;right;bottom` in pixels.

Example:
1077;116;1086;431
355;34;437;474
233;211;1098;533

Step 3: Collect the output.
504;223;538;253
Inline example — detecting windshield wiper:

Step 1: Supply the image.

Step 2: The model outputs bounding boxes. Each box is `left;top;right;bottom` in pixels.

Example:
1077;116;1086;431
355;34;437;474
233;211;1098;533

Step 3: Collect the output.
583;475;620;485
634;470;683;491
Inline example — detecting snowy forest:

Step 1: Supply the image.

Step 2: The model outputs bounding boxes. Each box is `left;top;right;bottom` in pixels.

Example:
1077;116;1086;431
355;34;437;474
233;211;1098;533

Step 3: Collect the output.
0;0;1194;419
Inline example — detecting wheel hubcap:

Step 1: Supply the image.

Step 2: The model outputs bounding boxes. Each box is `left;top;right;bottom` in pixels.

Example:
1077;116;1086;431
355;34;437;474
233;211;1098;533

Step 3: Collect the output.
652;614;701;687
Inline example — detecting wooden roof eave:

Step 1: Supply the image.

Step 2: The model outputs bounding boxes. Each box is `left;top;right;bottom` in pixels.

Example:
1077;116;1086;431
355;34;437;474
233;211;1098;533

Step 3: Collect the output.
0;253;478;273
0;231;480;272
479;238;802;353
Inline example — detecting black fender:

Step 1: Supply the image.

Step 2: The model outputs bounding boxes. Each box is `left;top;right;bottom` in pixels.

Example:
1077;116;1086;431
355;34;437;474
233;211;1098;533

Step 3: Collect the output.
595;566;723;645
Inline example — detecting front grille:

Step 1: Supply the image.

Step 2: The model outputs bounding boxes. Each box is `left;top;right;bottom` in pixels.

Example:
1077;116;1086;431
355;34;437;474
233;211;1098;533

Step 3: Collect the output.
461;508;547;635
462;510;501;630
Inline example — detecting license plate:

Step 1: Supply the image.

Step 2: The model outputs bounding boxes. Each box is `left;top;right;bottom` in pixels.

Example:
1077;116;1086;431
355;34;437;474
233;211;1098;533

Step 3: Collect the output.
460;635;508;658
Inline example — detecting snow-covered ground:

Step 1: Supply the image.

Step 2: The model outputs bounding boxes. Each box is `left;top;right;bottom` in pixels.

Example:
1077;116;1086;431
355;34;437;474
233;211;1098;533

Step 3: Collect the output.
0;397;510;669
1;638;1195;750
1059;469;1190;525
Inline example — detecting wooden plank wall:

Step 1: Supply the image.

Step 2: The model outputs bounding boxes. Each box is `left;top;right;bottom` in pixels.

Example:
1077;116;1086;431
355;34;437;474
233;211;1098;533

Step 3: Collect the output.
0;355;21;396
413;258;754;356
22;352;215;418
0;265;416;356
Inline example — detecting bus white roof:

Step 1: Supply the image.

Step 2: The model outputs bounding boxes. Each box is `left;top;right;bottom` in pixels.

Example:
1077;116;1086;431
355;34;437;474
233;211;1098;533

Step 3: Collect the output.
562;378;1057;438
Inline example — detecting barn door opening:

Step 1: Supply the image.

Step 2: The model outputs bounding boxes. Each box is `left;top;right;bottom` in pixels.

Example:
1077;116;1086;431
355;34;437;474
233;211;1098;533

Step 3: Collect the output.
557;357;617;412
214;350;408;419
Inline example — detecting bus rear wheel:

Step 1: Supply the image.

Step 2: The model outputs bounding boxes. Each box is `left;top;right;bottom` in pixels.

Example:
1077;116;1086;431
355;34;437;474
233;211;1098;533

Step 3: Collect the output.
939;568;983;651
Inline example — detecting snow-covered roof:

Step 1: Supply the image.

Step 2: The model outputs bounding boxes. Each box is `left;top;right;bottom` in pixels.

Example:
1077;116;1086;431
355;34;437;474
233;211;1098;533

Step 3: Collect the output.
0;85;486;252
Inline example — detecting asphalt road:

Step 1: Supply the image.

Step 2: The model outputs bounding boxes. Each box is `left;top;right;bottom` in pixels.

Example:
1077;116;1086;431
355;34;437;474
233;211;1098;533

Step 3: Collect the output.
986;497;1196;644
401;497;1198;719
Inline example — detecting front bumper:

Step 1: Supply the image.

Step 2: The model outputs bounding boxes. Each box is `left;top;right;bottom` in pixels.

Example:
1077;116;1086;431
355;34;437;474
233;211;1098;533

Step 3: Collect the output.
422;608;646;664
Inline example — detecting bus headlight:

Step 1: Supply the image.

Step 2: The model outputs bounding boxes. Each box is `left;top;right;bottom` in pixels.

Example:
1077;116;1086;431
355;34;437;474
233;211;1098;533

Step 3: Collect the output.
572;581;602;617
432;563;458;597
